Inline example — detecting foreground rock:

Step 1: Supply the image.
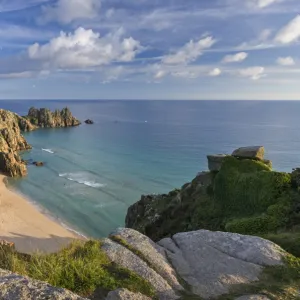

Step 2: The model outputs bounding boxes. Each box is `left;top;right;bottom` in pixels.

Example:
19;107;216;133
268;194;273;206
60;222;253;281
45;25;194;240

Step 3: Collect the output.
102;238;177;299
0;269;87;300
158;230;285;299
110;228;183;291
106;289;151;300
26;107;81;128
232;146;265;160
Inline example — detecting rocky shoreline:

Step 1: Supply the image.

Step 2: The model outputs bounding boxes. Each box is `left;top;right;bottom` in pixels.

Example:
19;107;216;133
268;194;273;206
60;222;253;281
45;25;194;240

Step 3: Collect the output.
0;107;80;177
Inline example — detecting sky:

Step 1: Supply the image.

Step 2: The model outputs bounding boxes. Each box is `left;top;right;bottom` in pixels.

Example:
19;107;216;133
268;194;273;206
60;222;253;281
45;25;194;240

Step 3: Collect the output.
0;0;300;100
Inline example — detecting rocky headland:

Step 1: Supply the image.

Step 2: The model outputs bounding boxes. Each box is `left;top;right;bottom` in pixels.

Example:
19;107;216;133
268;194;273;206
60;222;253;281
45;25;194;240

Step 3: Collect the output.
0;107;80;177
0;145;298;299
0;109;34;177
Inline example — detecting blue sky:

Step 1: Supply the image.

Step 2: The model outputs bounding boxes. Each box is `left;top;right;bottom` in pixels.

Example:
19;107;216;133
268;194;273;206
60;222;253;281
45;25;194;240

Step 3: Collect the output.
0;0;300;100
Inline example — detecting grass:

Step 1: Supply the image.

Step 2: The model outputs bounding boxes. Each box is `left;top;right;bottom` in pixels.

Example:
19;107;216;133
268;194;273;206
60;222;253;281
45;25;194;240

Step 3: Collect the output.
0;240;155;298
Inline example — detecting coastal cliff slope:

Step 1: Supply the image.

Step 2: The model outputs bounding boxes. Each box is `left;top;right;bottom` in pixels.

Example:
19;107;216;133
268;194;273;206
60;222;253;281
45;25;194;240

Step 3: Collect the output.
0;107;80;177
26;107;81;128
126;146;299;247
0;109;35;177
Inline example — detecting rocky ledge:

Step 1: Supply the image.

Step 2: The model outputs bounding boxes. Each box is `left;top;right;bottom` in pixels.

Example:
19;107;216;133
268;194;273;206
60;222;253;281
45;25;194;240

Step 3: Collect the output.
0;228;287;299
25;107;81;128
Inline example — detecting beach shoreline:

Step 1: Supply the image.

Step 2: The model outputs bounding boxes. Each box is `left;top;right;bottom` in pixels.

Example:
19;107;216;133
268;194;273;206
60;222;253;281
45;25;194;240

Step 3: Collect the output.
0;174;84;254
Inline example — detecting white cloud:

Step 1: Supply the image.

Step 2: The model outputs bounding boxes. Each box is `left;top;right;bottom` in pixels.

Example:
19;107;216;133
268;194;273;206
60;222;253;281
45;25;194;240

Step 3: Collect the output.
248;0;278;8
162;36;216;65
238;66;265;80
276;56;295;66
154;70;167;79
275;15;300;44
28;27;142;69
40;0;101;24
209;68;222;76
0;71;33;79
222;52;248;63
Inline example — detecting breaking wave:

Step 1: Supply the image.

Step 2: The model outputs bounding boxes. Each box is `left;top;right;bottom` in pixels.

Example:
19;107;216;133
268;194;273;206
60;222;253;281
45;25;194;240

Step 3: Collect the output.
42;148;54;154
59;172;106;188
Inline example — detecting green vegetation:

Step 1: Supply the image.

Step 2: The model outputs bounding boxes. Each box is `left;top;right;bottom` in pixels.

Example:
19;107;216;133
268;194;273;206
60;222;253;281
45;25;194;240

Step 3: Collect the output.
129;156;300;247
0;240;155;298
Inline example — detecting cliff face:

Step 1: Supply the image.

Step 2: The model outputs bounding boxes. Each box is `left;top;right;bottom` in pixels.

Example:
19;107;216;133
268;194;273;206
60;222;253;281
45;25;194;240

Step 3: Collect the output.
126;146;296;243
26;107;81;128
0;109;34;177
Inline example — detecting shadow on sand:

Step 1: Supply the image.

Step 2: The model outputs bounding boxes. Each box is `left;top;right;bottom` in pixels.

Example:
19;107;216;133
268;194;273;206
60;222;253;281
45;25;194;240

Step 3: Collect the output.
0;232;79;254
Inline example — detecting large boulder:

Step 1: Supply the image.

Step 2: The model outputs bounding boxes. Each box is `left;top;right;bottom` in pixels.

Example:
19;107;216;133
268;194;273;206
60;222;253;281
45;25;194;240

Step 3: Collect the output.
106;289;151;300
232;146;265;160
101;238;177;300
0;269;87;300
207;154;228;171
158;230;285;299
110;228;183;291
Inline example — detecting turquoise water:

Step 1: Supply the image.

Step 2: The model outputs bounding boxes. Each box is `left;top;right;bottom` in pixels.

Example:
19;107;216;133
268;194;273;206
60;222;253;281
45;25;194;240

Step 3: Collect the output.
2;100;300;238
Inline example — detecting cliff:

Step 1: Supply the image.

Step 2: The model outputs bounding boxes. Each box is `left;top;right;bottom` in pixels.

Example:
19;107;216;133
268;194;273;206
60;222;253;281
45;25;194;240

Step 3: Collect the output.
26;107;81;128
0;107;81;177
0;109;35;177
126;146;297;245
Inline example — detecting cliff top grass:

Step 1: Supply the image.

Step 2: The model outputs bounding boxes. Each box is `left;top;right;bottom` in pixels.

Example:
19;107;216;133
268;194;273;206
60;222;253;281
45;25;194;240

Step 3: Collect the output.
0;240;155;299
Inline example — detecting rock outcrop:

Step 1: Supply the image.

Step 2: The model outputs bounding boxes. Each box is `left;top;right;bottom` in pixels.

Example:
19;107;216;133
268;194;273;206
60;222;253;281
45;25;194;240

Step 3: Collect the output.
26;107;81;128
0;150;27;177
207;154;228;171
85;119;94;125
0;228;291;299
103;228;286;299
102;238;178;299
0;109;34;177
232;146;265;160
158;230;284;298
0;269;87;300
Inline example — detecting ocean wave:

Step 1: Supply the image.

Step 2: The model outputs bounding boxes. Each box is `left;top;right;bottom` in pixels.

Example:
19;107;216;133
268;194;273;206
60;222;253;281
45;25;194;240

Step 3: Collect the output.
59;172;106;188
60;222;88;239
42;148;54;154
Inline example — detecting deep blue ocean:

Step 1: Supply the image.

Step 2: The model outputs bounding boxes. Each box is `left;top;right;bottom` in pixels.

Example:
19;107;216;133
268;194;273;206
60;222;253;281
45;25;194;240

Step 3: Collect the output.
1;100;300;238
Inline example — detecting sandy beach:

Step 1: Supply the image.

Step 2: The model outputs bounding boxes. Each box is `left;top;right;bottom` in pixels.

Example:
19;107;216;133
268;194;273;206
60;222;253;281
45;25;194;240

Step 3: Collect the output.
0;175;81;254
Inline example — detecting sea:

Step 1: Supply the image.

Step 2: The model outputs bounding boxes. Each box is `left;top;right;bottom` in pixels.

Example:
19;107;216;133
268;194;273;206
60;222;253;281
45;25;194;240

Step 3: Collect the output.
1;100;300;238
